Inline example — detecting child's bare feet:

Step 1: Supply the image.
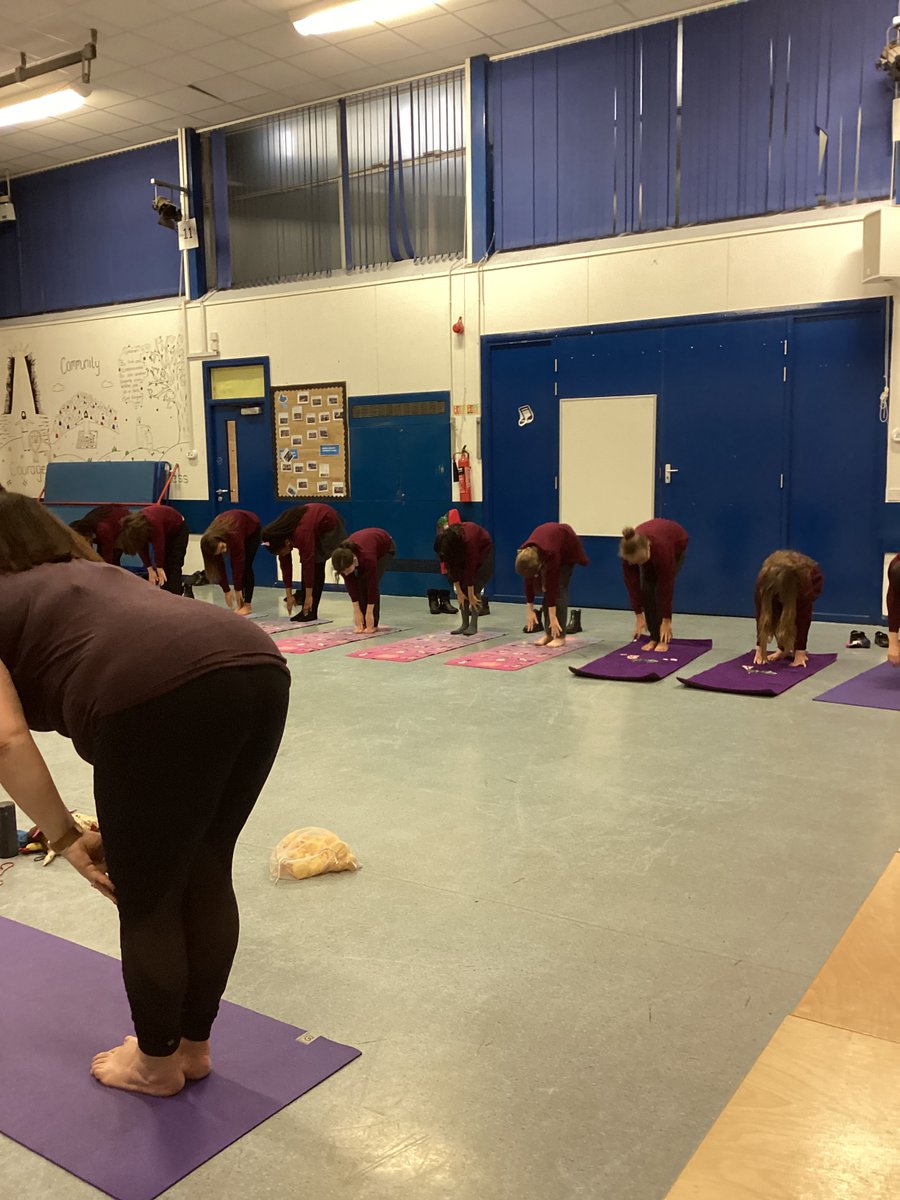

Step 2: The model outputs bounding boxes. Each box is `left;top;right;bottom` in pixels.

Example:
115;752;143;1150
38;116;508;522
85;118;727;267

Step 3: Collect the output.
179;1038;212;1080
91;1036;185;1096
236;604;252;617
546;636;566;648
536;634;550;647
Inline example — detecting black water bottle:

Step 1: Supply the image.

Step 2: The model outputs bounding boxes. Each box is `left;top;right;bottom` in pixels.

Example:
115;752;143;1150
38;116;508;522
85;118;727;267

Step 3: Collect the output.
0;800;18;859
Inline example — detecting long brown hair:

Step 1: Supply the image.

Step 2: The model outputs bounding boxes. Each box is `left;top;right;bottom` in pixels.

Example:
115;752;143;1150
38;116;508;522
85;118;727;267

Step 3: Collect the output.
200;514;234;584
331;540;358;581
0;491;101;574
756;550;816;653
619;526;650;562
117;513;152;555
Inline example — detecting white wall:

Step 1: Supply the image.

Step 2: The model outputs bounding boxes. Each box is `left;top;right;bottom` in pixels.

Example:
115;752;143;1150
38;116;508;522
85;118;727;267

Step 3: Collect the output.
1;203;895;502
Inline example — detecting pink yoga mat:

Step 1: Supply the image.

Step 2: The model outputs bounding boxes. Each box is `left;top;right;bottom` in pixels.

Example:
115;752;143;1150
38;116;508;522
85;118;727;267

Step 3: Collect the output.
445;637;588;671
251;618;331;635
0;917;360;1200
279;627;398;654
347;631;502;662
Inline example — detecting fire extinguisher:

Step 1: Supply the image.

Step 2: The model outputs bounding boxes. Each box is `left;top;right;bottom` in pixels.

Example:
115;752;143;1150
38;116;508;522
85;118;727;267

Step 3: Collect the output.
456;446;472;503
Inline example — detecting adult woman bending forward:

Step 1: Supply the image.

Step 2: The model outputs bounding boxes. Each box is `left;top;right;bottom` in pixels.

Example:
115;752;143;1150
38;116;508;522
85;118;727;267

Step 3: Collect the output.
515;522;589;647
0;493;289;1096
200;509;262;616
331;528;396;631
261;504;345;622
619;519;688;651
754;550;823;669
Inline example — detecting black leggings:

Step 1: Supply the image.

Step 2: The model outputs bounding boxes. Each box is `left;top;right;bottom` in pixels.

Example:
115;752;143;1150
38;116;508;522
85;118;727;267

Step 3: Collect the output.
161;521;190;596
540;563;574;633
92;664;290;1057
302;519;346;617
239;530;261;603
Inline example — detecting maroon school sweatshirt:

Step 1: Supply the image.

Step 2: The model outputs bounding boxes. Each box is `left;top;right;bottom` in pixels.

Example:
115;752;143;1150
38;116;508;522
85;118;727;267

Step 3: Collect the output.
520;523;589;607
278;504;340;591
621;519;689;619
215;509;261;593
341;528;395;604
136;504;185;570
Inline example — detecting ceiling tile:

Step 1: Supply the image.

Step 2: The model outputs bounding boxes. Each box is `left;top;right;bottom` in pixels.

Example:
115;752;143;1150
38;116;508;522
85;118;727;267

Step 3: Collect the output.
531;0;629;18
152;84;230;111
192;100;253;125
8;154;60;175
138;17;226;52
61;131;134;154
145;53;224;84
396;12;488;49
555;5;631;33
285;45;366;77
459;0;548;36
194;72;268;101
242;0;301;12
92;67;174;98
0;128;68;152
190;0;282;36
490;18;567;49
339;29;426;65
240;23;314;58
97;31;172;65
623;0;700;16
106;97;184;123
191;38;274;71
237;59;317;88
75;0;162;29
227;89;303;115
59;109;140;134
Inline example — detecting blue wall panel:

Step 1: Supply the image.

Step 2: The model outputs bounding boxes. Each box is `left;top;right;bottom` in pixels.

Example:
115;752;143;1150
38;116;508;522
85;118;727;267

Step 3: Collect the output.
4;141;181;317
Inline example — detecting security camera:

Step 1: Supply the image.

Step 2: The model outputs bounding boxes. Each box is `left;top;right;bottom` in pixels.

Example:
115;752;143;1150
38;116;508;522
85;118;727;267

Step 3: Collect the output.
152;195;182;230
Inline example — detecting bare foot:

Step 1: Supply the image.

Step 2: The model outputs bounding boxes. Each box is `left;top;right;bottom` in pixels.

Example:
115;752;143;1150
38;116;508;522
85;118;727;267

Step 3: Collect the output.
642;640;660;651
179;1038;212;1080
546;636;566;648
91;1036;185;1096
535;634;550;647
236;604;253;617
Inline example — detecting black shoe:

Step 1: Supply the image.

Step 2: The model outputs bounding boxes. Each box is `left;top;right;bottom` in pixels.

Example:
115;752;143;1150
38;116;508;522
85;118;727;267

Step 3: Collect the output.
428;589;442;616
438;589;458;615
846;629;870;648
291;610;319;623
875;630;889;648
182;583;194;599
477;594;490;615
565;609;582;635
524;605;543;634
187;569;207;589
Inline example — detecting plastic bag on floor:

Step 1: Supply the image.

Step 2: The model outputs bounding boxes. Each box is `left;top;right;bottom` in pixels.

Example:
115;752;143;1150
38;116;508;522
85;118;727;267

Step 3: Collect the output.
271;827;360;882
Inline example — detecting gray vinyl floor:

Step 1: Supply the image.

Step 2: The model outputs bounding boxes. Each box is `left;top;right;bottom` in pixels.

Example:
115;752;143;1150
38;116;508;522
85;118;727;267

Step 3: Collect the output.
2;590;898;1200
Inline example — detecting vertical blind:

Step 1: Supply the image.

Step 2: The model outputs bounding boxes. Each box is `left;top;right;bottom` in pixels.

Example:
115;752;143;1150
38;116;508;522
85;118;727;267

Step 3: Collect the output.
490;0;896;252
219;69;465;287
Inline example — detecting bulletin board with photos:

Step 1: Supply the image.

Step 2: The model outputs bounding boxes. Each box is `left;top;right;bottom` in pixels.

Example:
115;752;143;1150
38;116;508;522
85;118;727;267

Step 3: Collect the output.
272;381;350;501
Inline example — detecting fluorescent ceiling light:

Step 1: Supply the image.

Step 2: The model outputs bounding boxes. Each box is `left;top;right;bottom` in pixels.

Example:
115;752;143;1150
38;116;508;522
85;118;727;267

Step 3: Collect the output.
293;0;436;36
0;81;91;128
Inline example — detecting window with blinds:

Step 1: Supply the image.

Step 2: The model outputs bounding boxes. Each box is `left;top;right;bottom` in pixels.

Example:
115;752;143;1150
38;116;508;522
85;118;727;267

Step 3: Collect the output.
215;68;466;287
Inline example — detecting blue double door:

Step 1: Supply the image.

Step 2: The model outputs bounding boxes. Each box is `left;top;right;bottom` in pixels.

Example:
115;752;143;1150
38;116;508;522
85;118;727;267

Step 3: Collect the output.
486;305;886;621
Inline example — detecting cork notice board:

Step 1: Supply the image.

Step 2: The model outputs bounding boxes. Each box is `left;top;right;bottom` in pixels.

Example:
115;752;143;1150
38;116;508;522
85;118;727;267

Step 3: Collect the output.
272;382;349;500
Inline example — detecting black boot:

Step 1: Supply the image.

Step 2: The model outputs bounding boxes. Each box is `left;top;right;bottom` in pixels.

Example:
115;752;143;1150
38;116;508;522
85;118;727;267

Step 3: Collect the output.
524;605;543;634
477;594;490;615
428;589;442;615
438;589;458;615
464;608;479;636
565;609;582;635
451;603;471;635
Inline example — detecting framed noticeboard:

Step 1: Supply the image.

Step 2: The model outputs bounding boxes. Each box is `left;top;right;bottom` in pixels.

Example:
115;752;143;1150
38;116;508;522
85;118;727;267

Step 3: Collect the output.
271;381;349;500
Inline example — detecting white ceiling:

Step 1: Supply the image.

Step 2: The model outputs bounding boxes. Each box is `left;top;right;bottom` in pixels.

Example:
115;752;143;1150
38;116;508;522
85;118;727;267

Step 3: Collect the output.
0;0;736;176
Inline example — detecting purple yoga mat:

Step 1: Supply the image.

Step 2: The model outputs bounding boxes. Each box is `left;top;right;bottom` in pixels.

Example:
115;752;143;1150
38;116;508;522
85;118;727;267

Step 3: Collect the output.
679;651;838;696
569;638;712;682
813;661;900;711
0;917;360;1200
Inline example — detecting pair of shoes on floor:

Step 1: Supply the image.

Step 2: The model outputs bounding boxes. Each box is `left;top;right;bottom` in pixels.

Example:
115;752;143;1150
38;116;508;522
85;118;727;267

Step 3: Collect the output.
290;610;319;623
875;630;889;648
427;589;458;616
846;629;871;648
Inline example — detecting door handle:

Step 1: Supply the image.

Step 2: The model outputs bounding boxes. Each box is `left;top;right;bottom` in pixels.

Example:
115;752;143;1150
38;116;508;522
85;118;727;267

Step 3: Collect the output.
664;464;679;485
215;487;229;500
